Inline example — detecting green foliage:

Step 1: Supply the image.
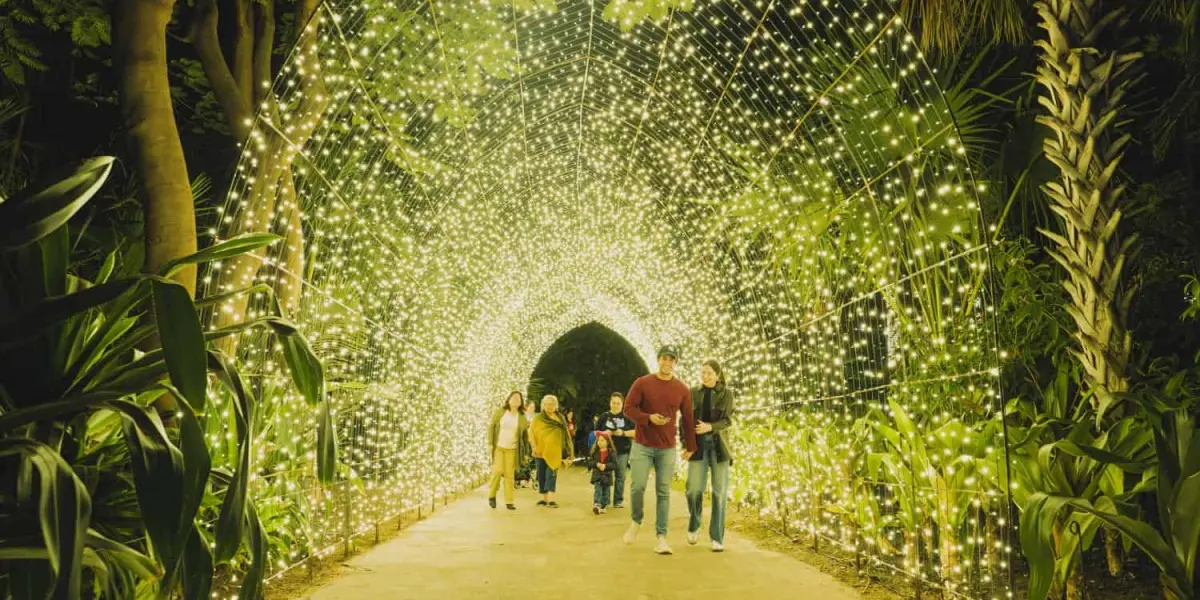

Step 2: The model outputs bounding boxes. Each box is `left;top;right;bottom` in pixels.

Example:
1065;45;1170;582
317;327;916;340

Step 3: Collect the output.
601;0;692;30
0;0;109;86
0;162;337;599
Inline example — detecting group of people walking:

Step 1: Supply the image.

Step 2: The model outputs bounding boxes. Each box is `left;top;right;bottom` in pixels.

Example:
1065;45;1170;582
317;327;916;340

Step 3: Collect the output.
486;345;735;554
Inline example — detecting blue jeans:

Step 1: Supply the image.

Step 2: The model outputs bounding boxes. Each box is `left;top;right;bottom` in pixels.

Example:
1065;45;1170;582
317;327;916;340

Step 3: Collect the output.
593;482;611;507
686;436;730;543
535;458;557;493
629;442;676;536
612;452;629;505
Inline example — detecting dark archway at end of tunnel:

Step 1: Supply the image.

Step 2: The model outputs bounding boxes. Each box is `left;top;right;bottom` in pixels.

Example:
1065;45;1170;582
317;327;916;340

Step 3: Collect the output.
527;322;648;447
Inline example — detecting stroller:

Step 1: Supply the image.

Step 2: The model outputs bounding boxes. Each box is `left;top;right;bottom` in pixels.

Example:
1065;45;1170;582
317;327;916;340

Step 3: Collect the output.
515;457;536;490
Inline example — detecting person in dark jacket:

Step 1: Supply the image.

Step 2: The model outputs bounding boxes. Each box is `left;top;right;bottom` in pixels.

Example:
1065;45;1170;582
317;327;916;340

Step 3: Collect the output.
598;392;635;507
588;433;617;514
684;359;735;552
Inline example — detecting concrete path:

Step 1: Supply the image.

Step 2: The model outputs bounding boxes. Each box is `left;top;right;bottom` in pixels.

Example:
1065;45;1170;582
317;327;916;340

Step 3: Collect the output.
307;466;863;600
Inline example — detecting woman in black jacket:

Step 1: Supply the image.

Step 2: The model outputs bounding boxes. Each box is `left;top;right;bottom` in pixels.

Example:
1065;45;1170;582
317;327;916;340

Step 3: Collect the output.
684;359;734;552
588;433;617;514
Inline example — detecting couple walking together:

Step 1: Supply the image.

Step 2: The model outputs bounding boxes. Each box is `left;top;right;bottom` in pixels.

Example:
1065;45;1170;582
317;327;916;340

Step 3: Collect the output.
622;346;734;554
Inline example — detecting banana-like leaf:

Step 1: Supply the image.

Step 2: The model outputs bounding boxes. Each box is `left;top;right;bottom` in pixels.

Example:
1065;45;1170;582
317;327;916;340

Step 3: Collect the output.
0;438;92;600
317;398;338;484
1020;493;1077;600
181;525;214;600
269;319;324;407
206;351;254;564
239;501;269;600
160;233;281;279
0;278;140;353
110;391;210;596
0;157;115;251
152;279;208;412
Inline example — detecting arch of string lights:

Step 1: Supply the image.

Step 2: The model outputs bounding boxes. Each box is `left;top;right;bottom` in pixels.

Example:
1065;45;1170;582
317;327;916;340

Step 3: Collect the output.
204;0;1013;597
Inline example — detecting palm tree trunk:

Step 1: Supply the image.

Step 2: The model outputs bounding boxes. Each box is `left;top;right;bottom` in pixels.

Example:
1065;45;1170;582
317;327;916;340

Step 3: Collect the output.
1104;526;1124;577
1033;0;1140;422
114;0;196;294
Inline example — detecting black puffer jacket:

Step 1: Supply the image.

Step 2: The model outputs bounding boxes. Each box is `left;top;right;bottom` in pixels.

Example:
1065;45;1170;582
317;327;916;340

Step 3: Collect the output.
588;446;616;485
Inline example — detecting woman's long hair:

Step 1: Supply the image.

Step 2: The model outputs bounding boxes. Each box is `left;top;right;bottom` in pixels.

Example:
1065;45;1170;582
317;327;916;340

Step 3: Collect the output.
500;390;524;411
702;359;726;385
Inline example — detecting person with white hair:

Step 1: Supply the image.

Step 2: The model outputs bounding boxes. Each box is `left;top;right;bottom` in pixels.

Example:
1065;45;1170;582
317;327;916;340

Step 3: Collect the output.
529;394;574;508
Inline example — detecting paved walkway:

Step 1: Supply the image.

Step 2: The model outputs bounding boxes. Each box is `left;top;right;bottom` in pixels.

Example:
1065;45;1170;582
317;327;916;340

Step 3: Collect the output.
307;466;863;599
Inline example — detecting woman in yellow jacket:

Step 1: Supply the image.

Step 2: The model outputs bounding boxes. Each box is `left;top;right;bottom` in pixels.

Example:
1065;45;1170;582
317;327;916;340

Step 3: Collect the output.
488;391;531;510
530;394;574;508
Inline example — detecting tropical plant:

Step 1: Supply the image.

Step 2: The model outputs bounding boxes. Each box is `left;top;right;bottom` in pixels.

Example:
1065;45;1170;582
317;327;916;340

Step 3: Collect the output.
0;158;337;599
1022;383;1200;600
1033;0;1141;424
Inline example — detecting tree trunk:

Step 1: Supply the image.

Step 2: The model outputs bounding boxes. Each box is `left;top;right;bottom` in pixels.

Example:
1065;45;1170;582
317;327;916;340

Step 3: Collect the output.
115;0;196;294
1033;0;1140;421
195;0;327;354
1103;526;1124;577
277;167;304;315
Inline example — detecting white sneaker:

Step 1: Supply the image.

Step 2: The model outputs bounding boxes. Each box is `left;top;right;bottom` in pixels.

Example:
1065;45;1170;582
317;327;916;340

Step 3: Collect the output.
687;530;699;545
600;507;607;514
712;540;724;552
623;522;640;544
654;536;674;555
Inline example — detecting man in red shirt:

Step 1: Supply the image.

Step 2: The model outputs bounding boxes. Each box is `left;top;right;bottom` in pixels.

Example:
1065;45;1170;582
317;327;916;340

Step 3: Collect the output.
622;345;698;554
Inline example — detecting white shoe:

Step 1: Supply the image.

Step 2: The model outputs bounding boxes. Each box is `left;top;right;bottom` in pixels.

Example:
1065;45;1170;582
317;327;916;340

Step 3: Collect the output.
712;540;724;552
623;522;640;544
600;507;607;514
654;536;674;555
687;530;699;545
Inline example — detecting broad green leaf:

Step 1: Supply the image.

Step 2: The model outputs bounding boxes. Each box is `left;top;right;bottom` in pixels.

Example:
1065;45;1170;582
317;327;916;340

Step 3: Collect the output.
181;525;214;600
317;397;338;484
238;502;268;600
1019;492;1074;600
270;320;324;407
0;438;92;600
0;278;141;352
160;233;281;279
207;352;254;564
1170;471;1200;592
0;157;115;251
152;278;207;412
111;399;191;593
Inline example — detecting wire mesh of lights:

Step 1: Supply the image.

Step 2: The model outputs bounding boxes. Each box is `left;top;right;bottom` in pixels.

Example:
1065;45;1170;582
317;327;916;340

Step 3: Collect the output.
204;0;1011;597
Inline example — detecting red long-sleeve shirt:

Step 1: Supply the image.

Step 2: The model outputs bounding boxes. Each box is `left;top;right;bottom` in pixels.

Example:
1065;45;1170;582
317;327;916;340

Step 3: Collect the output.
623;374;698;453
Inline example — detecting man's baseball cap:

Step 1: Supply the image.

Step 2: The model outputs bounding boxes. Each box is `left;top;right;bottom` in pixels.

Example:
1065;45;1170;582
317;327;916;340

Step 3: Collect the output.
657;345;680;359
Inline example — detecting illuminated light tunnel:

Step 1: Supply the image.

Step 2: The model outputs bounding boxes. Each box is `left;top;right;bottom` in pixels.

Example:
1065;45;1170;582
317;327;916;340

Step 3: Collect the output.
204;0;1011;597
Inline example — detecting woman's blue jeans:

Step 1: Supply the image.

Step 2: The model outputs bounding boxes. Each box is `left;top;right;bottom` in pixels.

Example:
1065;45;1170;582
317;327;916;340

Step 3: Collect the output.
686;436;730;544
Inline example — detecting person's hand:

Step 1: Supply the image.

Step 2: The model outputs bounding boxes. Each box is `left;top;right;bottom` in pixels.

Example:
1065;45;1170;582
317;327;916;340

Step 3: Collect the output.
612;429;622;437
696;421;713;434
649;414;669;426
598;464;606;471
681;451;694;461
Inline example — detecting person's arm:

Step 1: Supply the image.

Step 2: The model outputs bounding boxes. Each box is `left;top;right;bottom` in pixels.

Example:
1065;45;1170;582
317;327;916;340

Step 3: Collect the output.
623;379;650;426
680;389;698;454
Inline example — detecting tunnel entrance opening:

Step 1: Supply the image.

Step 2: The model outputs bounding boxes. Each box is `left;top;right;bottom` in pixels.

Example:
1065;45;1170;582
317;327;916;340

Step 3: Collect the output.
527;321;649;435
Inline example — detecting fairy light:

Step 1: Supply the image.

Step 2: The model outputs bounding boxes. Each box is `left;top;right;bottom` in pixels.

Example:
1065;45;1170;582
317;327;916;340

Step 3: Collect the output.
197;0;1012;598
